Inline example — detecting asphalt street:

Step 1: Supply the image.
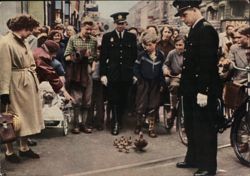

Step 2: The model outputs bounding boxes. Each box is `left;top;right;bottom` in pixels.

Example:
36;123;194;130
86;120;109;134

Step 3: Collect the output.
0;114;249;176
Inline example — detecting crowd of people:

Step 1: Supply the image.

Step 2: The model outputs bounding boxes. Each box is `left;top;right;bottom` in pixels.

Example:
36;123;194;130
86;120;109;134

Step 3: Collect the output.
0;0;249;175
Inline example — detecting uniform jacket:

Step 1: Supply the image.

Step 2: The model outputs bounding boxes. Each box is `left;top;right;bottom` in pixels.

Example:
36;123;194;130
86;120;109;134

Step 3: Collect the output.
100;30;137;82
0;32;44;137
33;47;63;93
180;19;221;96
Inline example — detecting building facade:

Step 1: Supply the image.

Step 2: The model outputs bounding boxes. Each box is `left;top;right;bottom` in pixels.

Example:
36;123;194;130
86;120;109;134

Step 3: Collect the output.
0;1;86;35
128;0;250;33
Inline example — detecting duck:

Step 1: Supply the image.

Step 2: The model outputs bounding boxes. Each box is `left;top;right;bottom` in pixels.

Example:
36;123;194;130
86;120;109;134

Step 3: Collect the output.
134;132;148;151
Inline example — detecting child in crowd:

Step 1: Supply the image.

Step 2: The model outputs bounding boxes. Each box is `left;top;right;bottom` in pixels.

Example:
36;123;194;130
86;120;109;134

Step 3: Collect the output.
134;32;165;138
162;36;185;127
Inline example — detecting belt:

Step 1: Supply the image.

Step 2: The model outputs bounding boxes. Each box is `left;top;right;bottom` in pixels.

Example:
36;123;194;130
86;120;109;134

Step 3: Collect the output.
12;67;39;91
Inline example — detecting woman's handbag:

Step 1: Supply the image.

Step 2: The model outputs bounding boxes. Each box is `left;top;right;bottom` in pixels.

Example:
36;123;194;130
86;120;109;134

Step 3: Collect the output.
0;105;21;143
223;81;248;109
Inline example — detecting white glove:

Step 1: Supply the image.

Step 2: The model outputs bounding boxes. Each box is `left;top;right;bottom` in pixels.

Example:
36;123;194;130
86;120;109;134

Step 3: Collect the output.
133;76;138;84
197;93;207;107
100;76;108;86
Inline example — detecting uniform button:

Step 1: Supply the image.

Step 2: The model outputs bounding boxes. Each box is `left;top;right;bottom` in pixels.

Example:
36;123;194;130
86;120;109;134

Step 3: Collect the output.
195;74;198;77
120;50;123;53
120;62;122;64
183;66;185;69
120;56;122;59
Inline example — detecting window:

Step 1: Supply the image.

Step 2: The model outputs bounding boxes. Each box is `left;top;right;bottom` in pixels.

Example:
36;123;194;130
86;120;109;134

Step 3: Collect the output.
55;1;61;10
231;2;245;17
218;6;225;20
207;6;218;21
65;2;70;15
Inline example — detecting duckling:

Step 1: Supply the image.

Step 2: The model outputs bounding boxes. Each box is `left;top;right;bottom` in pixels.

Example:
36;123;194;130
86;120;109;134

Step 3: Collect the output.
113;138;119;146
128;136;133;145
134;131;148;151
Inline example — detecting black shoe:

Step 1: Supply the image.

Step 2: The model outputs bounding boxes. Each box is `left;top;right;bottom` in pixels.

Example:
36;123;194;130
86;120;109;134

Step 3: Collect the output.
176;161;196;168
111;123;119;135
193;169;216;176
148;130;157;138
71;127;80;134
5;153;21;163
19;149;40;159
27;138;37;146
79;125;92;133
96;126;104;131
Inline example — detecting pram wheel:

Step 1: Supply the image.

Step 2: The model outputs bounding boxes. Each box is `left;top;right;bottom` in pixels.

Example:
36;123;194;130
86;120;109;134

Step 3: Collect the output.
62;115;69;136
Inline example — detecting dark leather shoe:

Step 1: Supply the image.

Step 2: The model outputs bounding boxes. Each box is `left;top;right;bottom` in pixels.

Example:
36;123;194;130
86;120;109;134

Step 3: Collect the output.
27;138;37;146
71;128;80;134
80;126;92;133
19;149;40;159
111;123;119;135
5;153;21;163
193;169;216;176
176;161;196;168
96;126;104;131
148;130;157;138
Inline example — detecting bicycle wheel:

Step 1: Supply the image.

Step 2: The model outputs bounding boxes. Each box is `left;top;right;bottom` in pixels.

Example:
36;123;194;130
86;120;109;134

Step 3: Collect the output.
176;98;188;146
163;103;174;130
231;108;250;167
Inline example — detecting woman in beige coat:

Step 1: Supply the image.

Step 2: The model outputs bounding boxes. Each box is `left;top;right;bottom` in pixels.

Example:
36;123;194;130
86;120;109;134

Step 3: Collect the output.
0;15;44;163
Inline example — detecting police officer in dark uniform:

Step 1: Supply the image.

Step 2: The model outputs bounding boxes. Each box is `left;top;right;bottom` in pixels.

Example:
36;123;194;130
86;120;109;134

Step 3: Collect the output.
173;1;221;176
100;12;137;135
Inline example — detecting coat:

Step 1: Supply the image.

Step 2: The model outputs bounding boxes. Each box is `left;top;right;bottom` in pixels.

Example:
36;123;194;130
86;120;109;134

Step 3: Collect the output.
0;32;44;137
228;44;249;83
180;19;221;97
33;47;63;93
100;30;137;83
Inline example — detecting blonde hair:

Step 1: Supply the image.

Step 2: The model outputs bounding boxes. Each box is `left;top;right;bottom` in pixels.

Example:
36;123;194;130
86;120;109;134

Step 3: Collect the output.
141;32;159;45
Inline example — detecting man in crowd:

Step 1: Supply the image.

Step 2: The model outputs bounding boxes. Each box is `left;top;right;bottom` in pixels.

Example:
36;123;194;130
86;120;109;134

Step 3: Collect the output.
173;0;221;175
64;18;97;134
219;24;234;57
100;12;137;135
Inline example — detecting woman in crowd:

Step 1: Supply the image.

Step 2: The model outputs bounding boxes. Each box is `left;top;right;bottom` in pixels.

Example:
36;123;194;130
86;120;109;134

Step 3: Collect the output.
0;14;43;163
47;30;67;71
157;25;175;57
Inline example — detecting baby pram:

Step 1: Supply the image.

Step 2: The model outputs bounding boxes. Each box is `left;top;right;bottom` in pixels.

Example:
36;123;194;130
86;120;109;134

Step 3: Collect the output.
39;82;73;136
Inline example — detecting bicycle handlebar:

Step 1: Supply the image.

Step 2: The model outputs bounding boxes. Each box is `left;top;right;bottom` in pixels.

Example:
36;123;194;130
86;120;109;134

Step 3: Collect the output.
165;73;181;79
231;61;250;72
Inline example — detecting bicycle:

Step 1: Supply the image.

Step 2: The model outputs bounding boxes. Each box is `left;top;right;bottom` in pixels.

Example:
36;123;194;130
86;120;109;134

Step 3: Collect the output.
163;74;187;146
166;62;250;166
228;62;250;167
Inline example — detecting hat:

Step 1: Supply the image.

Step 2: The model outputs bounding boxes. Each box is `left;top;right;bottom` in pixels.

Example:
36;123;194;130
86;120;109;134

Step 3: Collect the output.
110;12;129;23
173;0;202;17
44;40;59;53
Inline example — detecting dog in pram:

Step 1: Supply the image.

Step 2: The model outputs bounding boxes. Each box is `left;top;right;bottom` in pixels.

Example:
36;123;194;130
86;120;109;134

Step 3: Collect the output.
39;81;73;136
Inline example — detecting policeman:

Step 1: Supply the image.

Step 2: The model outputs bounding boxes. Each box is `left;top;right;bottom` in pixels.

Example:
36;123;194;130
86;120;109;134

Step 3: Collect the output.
173;0;221;176
100;12;137;135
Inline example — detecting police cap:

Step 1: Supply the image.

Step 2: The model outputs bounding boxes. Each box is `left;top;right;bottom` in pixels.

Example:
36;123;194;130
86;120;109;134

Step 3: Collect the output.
110;12;129;24
173;0;202;17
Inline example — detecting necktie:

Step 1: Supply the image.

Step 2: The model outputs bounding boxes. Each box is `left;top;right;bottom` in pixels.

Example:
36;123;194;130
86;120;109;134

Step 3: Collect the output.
119;32;122;39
